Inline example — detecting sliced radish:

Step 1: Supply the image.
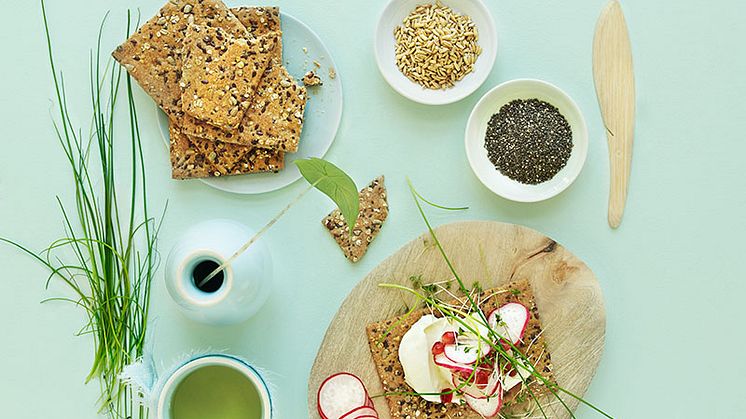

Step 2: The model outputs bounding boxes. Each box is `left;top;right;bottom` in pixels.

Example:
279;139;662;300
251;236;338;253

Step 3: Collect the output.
452;367;500;399
501;357;533;392
433;352;474;374
458;335;492;358
317;373;369;419
365;395;374;407
502;372;523;393
464;382;503;418
340;406;378;419
444;343;478;365
457;313;494;356
488;303;529;345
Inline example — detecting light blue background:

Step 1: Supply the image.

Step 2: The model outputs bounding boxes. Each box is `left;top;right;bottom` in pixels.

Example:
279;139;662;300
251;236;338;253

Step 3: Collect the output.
1;0;745;418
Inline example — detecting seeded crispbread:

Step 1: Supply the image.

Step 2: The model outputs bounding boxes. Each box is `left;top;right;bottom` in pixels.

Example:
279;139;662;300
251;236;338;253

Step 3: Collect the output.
365;279;555;418
169;123;284;179
323;176;388;263
241;65;307;151
177;7;307;152
178;58;306;152
112;0;247;119
180;24;276;130
231;6;282;62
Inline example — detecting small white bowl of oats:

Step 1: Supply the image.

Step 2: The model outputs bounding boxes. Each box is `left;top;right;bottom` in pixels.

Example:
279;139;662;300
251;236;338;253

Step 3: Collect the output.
375;0;497;105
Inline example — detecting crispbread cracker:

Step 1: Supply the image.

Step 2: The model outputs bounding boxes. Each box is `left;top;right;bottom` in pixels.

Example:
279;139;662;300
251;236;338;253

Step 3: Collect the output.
177;7;307;152
241;65;307;151
180;64;306;152
323;176;388;262
181;24;276;130
231;6;282;62
366;279;555;418
169;123;284;179
112;0;247;119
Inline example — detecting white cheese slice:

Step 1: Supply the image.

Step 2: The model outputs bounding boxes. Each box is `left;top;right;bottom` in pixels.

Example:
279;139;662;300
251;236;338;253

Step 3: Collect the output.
399;315;461;404
399;315;443;403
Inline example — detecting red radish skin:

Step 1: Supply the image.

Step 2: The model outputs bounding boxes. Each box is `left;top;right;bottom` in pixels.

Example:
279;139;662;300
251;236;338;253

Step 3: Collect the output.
433;352;475;374
442;331;456;344
339;406;378;419
318;372;371;419
464;382;503;418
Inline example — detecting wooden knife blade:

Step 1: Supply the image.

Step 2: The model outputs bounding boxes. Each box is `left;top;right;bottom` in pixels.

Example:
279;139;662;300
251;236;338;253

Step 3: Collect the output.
593;0;635;229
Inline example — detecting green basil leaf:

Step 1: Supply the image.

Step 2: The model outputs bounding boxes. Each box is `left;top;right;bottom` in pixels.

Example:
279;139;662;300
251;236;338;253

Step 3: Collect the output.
295;158;359;234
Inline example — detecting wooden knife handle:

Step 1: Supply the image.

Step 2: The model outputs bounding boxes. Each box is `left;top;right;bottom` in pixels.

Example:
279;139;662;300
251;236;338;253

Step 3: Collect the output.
607;127;633;228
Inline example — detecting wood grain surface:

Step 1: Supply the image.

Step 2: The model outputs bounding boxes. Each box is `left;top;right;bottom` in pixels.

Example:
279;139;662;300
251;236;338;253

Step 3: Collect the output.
308;221;606;418
593;0;636;229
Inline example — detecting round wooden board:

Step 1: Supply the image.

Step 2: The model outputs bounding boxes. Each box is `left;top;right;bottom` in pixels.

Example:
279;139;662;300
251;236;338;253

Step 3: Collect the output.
308;221;606;418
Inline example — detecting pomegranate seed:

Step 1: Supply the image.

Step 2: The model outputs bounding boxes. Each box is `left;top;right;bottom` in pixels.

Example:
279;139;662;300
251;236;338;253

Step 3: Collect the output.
431;342;445;355
441;331;456;344
476;370;490;385
440;389;453;403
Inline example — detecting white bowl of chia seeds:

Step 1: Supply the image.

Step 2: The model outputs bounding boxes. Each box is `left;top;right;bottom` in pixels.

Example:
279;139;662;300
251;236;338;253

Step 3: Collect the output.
375;0;498;105
465;79;588;202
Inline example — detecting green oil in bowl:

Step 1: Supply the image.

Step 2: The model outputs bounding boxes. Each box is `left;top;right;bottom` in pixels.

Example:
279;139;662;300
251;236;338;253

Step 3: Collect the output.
170;365;264;419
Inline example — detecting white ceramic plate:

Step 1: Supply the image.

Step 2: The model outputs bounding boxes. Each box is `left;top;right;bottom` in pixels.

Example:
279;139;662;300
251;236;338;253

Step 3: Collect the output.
374;0;497;105
465;79;589;202
157;12;342;194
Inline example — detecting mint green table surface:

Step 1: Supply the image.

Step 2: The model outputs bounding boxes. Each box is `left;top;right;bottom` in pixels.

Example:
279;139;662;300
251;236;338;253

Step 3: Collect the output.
1;0;744;417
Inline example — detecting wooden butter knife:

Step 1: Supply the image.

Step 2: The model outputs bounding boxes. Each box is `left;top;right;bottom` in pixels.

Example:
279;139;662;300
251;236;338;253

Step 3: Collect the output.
593;0;635;228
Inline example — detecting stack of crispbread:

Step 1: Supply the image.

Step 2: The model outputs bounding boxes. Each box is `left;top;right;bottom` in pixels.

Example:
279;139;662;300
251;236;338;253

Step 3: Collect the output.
366;279;555;418
113;0;307;179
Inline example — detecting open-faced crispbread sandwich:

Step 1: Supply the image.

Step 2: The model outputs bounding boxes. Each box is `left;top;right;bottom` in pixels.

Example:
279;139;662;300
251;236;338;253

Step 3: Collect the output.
364;278;555;418
113;0;308;180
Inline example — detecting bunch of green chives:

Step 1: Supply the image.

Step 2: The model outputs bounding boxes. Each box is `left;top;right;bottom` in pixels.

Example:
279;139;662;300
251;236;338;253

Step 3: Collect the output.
1;3;163;418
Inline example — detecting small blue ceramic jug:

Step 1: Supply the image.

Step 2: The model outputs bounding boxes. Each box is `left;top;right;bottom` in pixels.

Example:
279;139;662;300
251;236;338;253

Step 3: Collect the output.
164;219;273;325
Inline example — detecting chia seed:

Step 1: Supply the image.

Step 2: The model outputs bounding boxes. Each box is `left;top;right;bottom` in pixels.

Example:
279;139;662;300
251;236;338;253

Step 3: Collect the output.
484;99;573;185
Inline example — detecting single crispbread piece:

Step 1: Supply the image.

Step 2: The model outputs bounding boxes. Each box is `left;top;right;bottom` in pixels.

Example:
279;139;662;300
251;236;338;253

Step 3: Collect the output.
241;65;307;151
231;6;282;62
169;123;284;179
112;0;248;118
178;58;307;153
323;176;388;263
365;279;555;418
180;24;276;130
